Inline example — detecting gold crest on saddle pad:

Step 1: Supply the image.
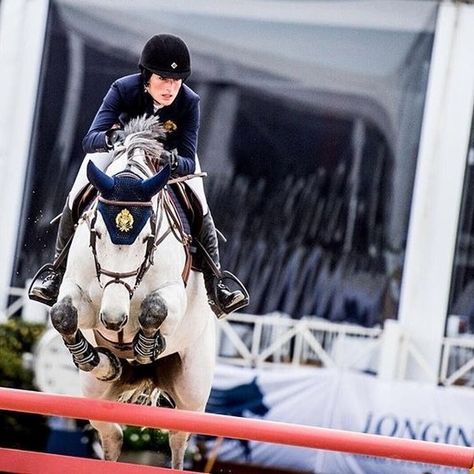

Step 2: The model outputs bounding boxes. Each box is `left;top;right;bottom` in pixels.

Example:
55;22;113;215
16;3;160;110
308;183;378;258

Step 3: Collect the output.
115;209;134;232
163;120;177;132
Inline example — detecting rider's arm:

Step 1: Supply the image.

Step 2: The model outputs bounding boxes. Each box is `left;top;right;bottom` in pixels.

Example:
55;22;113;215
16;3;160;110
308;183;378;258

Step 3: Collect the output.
82;81;124;153
175;101;199;176
170;92;199;176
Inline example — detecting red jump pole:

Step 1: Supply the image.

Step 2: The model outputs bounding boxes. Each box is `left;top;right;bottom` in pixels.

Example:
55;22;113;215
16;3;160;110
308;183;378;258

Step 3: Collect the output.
0;387;473;471
0;448;200;474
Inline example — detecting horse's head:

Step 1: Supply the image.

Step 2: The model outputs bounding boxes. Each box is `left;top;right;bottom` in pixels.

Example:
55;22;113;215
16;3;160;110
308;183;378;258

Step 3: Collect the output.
86;160;170;331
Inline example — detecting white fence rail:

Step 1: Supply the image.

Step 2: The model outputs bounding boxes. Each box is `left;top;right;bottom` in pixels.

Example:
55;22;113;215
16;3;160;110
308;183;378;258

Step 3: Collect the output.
440;336;474;387
3;286;474;387
1;285;48;323
217;312;382;371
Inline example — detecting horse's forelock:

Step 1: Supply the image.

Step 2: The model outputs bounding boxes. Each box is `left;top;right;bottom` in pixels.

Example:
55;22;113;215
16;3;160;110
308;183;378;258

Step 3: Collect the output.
122;115;164;164
124;115;164;140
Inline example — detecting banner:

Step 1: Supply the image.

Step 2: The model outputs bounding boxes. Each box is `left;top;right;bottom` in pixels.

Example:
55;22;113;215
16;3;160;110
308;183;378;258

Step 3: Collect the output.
208;365;473;473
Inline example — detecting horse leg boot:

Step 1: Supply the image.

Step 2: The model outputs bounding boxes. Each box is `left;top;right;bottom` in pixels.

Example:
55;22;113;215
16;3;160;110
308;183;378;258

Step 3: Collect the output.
51;297;122;381
198;212;247;318
29;200;75;305
133;291;167;364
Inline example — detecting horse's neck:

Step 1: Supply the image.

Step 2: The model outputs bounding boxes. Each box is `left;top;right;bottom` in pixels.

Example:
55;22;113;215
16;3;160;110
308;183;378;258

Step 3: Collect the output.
106;149;154;178
128;150;155;178
127;148;157;178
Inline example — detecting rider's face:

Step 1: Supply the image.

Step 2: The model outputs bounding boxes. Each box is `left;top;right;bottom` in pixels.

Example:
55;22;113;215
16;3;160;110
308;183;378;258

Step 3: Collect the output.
146;74;183;106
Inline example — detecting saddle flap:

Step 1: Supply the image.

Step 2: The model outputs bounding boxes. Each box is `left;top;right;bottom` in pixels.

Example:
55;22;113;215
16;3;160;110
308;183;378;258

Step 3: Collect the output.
72;183;98;223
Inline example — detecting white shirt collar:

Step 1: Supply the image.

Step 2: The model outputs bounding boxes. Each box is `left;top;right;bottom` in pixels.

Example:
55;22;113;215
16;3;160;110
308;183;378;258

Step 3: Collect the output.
153;102;164;113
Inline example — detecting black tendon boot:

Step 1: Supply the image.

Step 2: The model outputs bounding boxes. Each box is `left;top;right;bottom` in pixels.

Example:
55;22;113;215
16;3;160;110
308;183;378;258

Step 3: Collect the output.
29;201;75;305
199;213;248;318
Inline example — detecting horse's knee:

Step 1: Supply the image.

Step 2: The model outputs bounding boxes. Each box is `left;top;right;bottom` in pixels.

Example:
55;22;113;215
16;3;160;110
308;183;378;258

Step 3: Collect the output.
51;297;78;335
139;291;167;330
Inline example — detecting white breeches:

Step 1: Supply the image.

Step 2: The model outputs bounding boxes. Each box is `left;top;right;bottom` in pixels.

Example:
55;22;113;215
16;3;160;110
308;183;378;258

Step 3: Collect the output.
185;154;209;215
68;152;209;215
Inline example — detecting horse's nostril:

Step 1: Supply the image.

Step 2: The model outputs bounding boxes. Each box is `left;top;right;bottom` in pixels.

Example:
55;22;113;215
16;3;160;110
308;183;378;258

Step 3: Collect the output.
100;312;128;331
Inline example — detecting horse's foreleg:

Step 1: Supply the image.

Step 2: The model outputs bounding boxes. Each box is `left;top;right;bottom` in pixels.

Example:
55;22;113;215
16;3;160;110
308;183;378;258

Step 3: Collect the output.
51;294;122;381
169;431;190;470
133;290;167;364
89;419;123;461
51;296;97;368
80;373;123;461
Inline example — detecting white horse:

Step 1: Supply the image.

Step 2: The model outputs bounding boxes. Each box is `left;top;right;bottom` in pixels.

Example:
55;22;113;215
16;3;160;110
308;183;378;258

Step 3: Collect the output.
50;116;216;470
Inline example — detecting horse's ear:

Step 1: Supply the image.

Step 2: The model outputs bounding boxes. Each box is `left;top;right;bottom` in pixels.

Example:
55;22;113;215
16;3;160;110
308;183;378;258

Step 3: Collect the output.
87;160;114;194
140;165;171;198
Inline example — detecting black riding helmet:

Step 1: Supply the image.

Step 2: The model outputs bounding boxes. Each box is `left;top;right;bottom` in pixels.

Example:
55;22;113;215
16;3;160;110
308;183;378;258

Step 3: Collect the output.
139;34;191;80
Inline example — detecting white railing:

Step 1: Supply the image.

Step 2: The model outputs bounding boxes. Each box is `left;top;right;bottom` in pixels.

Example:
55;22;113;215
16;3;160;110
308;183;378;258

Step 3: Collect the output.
1;287;28;321
440;335;474;387
1;285;48;323
4;286;474;386
217;312;382;372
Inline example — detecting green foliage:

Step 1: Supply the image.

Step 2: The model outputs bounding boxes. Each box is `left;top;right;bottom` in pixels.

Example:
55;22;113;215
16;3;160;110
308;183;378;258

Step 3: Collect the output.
0;319;49;449
123;426;170;454
0;319;44;388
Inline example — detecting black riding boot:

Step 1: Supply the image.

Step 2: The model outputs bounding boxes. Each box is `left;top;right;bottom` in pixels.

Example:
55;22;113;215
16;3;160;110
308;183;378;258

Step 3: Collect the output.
198;212;247;318
29;201;75;305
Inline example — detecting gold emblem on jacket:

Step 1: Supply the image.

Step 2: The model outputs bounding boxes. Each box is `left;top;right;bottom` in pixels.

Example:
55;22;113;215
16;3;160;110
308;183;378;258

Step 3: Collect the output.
115;209;134;232
163;120;177;132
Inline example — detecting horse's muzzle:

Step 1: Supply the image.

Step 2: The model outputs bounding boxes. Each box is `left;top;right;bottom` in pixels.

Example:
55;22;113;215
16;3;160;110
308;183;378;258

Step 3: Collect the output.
100;311;129;332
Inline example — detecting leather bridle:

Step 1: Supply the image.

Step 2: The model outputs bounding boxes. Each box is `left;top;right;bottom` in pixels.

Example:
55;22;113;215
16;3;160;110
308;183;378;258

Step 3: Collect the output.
87;191;174;299
85;152;195;299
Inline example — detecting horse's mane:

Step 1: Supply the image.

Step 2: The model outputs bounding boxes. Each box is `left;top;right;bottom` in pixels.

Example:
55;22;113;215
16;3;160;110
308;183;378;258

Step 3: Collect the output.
123;115;165;161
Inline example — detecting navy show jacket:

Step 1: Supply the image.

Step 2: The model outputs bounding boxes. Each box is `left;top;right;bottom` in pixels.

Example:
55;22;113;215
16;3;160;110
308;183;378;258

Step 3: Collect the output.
82;73;199;176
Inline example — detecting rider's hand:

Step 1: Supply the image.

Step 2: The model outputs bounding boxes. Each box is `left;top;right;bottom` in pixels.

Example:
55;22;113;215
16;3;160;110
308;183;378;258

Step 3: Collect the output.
105;129;125;150
160;149;178;171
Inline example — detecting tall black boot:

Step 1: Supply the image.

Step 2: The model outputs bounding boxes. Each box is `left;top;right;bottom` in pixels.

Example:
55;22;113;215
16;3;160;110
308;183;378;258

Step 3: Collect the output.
29;201;75;305
198;212;247;318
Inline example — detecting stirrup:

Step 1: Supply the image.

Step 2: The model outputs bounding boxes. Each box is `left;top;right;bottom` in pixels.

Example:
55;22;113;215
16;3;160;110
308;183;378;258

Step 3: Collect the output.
212;271;249;318
28;230;74;305
28;263;57;306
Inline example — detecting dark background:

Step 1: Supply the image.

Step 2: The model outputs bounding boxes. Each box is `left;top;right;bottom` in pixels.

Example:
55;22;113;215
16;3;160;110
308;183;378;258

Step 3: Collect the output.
12;2;432;327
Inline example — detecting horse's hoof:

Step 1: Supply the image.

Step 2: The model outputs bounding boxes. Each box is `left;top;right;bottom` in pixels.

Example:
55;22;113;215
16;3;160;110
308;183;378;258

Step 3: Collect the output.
139;292;168;329
51;296;78;335
95;347;123;382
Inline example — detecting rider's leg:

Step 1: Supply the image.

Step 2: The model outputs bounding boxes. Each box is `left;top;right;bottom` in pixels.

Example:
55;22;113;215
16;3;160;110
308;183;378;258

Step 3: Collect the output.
29;152;113;304
29;200;75;302
199;212;247;318
187;156;247;318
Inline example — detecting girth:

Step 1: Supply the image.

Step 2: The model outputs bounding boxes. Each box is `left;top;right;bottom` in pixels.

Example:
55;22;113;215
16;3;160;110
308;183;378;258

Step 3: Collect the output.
93;329;135;359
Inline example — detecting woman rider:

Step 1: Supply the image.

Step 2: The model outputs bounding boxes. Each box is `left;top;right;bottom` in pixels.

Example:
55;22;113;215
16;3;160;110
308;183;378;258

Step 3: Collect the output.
29;34;248;318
